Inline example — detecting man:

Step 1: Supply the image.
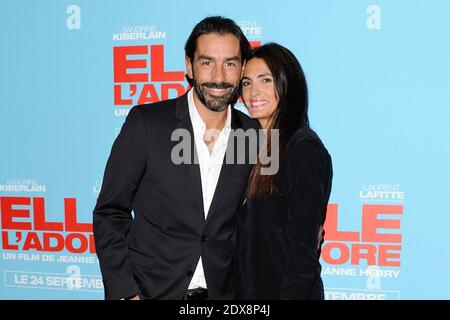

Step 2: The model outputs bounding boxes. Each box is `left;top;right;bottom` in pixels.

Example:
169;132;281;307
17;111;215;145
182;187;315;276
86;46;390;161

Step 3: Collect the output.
93;16;259;300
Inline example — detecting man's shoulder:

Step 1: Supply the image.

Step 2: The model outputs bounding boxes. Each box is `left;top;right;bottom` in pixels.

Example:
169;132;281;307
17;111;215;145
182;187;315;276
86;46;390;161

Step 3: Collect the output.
232;108;260;130
131;95;181;118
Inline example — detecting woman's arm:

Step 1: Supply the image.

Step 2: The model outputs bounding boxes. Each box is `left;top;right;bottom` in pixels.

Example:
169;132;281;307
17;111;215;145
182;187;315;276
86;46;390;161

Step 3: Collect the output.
280;136;332;299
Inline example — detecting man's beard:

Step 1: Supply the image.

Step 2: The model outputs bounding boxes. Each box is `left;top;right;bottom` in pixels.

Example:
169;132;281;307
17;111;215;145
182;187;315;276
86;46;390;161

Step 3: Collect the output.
192;79;240;112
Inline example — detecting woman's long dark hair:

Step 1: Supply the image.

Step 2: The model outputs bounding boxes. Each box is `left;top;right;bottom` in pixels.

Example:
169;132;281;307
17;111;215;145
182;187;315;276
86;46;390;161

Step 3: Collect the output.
245;43;309;199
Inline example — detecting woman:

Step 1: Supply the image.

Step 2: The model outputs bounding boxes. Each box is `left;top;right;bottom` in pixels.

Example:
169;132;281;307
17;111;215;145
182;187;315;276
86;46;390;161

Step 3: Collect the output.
234;43;333;299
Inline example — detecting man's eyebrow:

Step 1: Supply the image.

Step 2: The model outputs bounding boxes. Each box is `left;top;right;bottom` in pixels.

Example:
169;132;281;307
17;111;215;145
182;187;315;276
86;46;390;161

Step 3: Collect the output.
197;55;240;62
225;56;240;62
198;55;214;60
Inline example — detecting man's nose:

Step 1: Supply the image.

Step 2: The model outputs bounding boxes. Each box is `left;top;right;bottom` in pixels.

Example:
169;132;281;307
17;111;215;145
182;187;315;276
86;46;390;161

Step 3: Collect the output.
212;65;226;83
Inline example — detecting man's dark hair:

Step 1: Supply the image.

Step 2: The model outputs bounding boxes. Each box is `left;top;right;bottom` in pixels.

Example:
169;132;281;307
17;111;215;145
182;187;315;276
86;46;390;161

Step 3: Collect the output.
184;16;251;85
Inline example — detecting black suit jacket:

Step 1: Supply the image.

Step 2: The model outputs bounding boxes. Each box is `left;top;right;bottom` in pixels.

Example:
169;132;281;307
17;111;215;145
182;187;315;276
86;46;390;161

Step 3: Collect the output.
93;93;259;300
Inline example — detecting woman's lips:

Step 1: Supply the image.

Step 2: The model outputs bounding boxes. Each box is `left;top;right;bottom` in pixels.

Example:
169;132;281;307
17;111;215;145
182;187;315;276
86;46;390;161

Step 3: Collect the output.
250;100;267;109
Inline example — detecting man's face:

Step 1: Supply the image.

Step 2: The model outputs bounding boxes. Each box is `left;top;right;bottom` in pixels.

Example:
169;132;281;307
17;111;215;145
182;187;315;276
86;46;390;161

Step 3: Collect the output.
186;33;242;112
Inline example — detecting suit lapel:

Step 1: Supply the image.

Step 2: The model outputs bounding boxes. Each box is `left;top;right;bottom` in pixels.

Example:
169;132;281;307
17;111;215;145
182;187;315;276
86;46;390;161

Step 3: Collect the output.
175;95;247;226
174;94;205;220
205;108;243;225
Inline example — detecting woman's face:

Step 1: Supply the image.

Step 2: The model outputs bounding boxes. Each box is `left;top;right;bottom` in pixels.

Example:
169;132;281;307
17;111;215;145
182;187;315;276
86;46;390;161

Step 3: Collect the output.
241;58;279;128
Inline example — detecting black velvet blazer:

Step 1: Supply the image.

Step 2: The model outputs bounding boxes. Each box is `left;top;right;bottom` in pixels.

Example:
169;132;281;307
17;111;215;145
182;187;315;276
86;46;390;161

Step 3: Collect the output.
234;127;333;300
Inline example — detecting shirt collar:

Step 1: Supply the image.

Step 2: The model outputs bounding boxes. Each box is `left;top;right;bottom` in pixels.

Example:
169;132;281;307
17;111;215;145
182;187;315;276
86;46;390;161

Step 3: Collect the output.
188;88;232;135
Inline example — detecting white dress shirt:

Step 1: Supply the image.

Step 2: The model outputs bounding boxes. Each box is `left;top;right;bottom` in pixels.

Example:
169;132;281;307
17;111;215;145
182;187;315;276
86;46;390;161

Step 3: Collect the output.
187;89;232;290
